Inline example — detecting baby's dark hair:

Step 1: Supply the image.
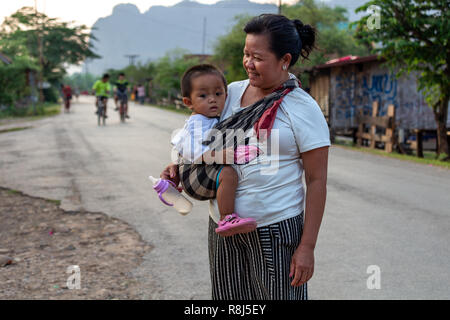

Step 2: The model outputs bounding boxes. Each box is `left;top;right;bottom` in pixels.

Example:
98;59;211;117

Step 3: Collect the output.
181;64;227;98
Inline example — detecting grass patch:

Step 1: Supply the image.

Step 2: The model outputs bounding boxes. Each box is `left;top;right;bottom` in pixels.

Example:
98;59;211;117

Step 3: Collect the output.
0;126;32;134
0;102;61;120
333;138;450;169
144;103;192;115
46;199;61;206
7;189;22;195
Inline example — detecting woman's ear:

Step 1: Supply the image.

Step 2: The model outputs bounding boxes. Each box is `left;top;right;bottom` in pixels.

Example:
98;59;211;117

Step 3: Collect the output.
282;53;292;69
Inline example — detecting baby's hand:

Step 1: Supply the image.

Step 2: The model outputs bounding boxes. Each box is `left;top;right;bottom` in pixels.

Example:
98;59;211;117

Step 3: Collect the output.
234;145;262;164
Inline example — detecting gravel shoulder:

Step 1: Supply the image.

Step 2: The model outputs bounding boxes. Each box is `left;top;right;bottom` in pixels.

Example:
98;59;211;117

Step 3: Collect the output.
0;187;152;300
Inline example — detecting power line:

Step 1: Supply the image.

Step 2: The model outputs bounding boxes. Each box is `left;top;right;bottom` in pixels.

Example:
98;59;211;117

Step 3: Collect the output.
125;54;139;66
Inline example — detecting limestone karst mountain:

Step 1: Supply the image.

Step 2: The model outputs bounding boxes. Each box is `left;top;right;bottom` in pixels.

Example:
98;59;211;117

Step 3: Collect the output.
85;0;277;74
85;0;366;74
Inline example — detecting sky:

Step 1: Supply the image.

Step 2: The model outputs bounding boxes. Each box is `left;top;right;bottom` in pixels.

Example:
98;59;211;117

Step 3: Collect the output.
0;0;302;28
0;0;324;74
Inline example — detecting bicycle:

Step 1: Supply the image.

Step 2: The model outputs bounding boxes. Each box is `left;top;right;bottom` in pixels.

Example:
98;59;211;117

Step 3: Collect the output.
116;93;128;123
97;96;107;126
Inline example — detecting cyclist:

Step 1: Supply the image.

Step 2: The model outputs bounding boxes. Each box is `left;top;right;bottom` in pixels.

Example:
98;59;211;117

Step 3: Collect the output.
114;73;130;119
92;73;111;118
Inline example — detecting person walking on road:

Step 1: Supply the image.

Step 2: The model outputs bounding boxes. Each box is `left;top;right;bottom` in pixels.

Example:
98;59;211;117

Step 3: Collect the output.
137;84;146;105
61;84;72;113
161;14;330;300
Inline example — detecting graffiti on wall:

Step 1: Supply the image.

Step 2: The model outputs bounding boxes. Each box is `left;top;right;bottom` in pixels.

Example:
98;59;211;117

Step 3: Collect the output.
330;65;447;130
333;70;398;126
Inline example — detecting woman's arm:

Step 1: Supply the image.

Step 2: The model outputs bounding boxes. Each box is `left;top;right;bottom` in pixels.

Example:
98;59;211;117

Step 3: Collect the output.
290;146;329;287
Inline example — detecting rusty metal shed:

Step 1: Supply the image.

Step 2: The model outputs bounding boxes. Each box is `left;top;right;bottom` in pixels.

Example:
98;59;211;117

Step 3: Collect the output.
307;55;450;135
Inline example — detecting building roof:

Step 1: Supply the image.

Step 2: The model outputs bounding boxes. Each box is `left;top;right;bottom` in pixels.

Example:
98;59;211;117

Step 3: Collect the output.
314;54;384;69
0;52;12;65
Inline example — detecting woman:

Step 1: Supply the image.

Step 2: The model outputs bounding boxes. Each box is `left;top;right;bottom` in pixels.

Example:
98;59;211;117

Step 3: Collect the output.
161;14;330;300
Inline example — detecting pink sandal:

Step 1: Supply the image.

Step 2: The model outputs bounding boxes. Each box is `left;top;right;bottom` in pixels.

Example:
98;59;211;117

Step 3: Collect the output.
215;213;257;237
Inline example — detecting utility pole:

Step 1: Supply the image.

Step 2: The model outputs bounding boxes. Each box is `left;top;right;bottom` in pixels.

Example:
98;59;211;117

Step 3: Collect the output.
278;0;282;15
202;17;206;55
125;54;139;66
35;0;45;104
84;58;89;74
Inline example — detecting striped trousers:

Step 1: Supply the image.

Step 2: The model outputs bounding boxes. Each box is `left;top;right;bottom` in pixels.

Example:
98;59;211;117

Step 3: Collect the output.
208;213;307;300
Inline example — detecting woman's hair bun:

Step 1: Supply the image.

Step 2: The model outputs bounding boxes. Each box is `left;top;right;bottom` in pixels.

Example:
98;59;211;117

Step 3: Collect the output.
292;19;316;59
293;19;304;30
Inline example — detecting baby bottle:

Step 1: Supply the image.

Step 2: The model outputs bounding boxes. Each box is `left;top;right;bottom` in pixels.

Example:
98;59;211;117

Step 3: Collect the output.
149;176;193;215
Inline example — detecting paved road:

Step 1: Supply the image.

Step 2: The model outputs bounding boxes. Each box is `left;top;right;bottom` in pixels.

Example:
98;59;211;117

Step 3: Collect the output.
1;96;449;299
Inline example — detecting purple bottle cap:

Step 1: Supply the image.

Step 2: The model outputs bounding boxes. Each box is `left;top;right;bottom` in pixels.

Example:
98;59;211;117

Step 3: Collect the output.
153;179;168;193
153;178;177;206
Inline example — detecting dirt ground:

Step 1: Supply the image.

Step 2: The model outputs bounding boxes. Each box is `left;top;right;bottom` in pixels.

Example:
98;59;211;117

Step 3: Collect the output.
0;187;152;300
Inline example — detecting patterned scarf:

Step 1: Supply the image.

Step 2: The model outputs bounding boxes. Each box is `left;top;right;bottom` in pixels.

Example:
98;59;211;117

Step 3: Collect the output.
203;78;300;150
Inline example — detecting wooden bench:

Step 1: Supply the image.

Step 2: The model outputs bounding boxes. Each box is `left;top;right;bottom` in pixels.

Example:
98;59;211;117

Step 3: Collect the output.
356;101;396;152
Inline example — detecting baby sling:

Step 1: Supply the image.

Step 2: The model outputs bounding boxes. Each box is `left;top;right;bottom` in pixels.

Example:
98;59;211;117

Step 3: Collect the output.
179;78;300;201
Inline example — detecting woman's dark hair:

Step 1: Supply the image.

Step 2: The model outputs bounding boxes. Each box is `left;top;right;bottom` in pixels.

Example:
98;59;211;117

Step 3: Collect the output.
244;14;316;67
181;64;227;98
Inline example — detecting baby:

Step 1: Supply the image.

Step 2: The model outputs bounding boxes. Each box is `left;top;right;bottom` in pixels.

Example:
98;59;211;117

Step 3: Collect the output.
171;64;257;237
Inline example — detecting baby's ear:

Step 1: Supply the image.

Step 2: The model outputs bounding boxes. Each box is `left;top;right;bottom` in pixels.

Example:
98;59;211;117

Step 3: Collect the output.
182;97;192;109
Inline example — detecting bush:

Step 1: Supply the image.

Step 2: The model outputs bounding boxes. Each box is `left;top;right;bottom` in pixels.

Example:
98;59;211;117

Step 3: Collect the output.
0;56;38;106
151;49;200;102
43;87;59;103
0;102;60;118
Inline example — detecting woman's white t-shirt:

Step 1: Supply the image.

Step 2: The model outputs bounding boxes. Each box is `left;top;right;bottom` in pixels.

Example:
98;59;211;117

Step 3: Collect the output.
208;77;331;227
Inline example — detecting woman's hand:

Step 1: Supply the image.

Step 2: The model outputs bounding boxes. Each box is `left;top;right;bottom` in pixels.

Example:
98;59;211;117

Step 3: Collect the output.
160;163;180;187
289;245;315;287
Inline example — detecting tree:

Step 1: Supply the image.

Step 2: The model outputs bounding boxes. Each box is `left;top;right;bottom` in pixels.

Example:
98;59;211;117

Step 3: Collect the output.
283;0;348;30
352;0;450;160
151;49;200;100
0;7;99;100
212;15;250;83
0;55;38;107
283;0;370;71
212;1;370;85
63;72;96;92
